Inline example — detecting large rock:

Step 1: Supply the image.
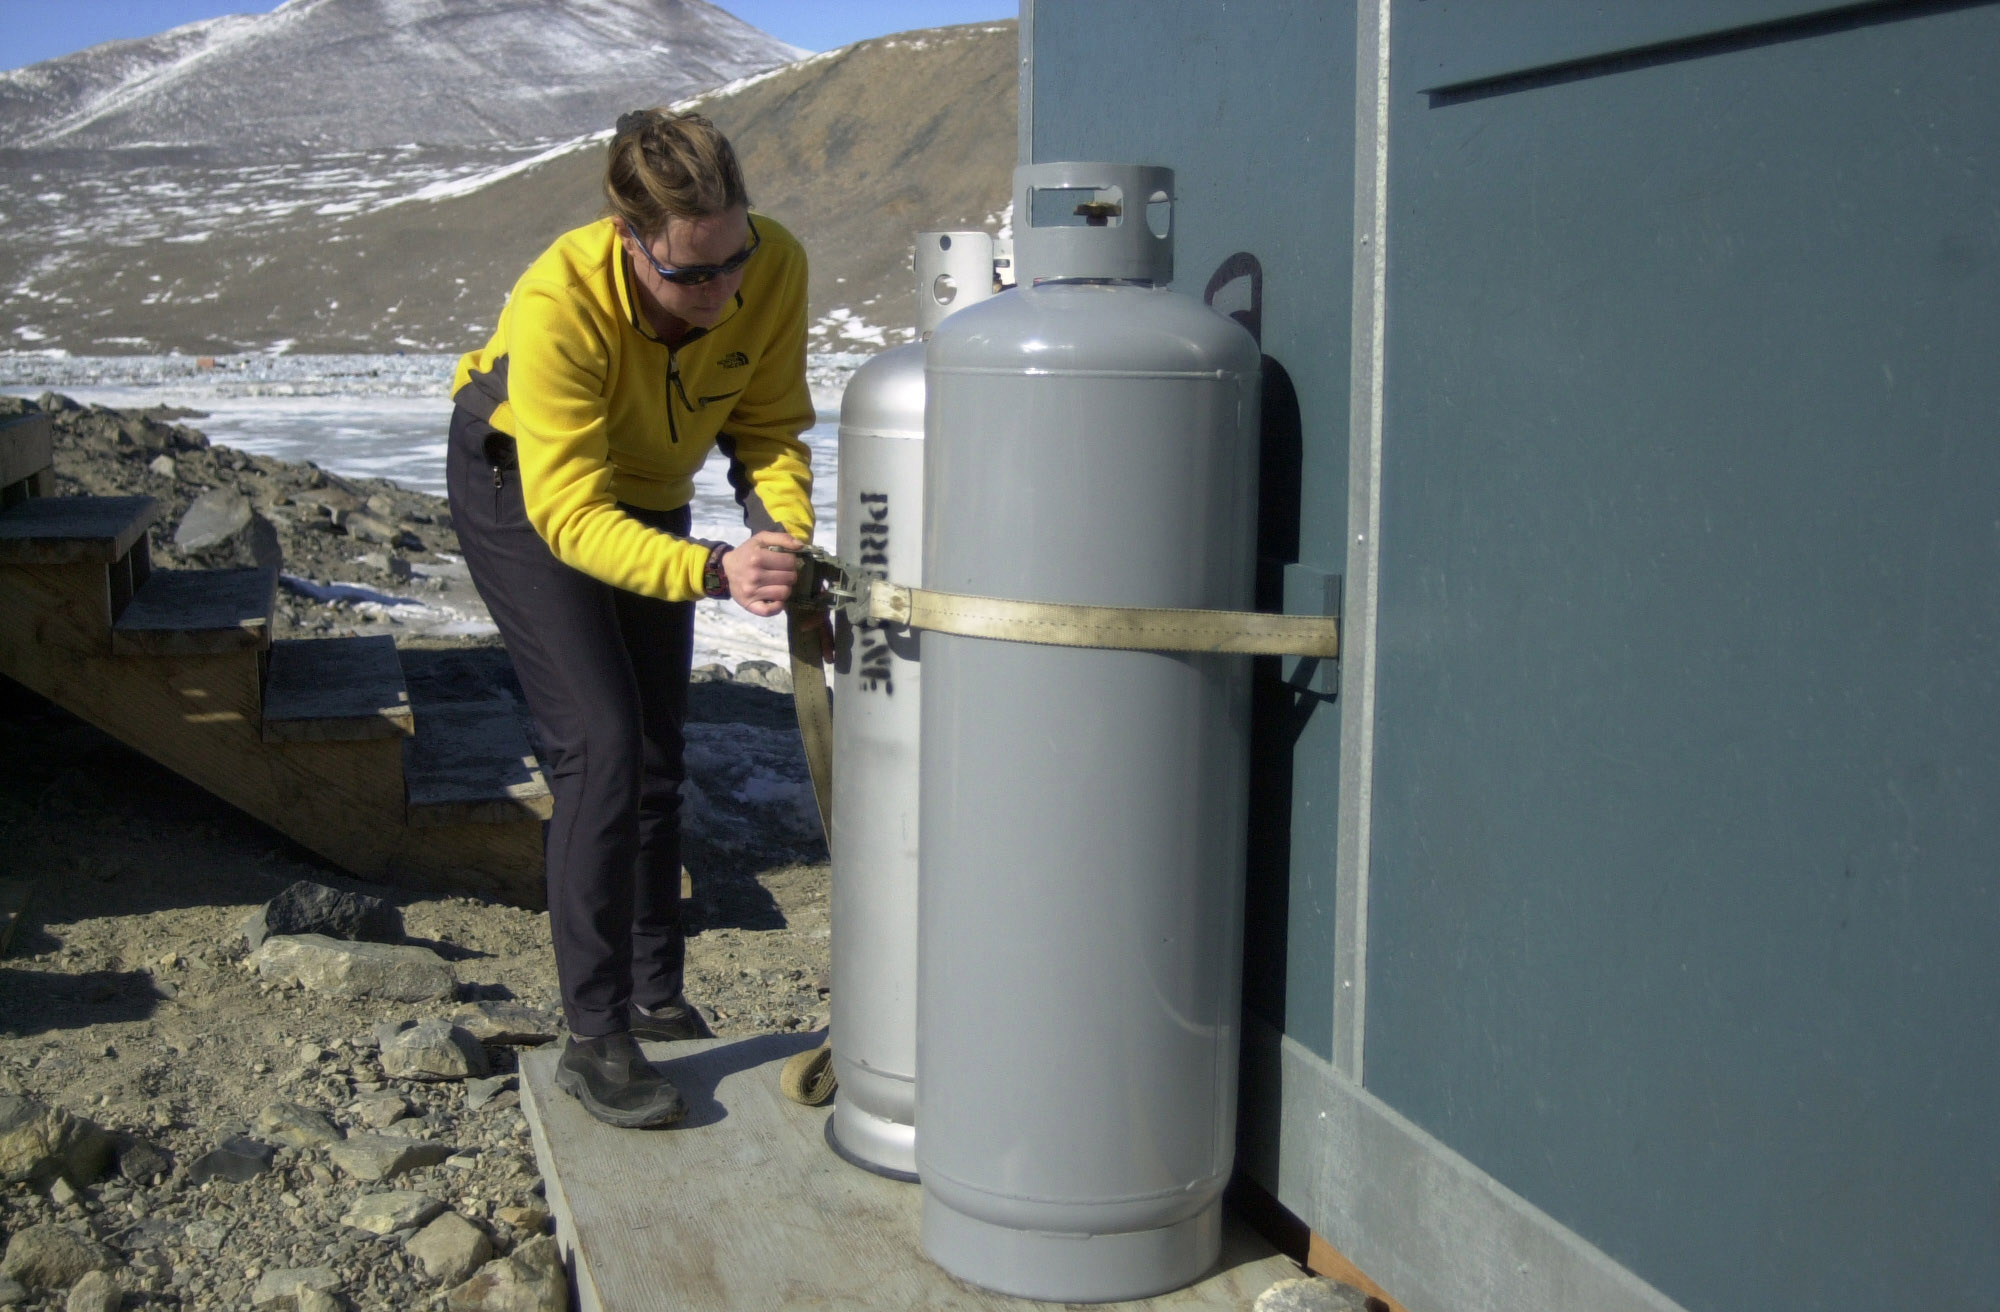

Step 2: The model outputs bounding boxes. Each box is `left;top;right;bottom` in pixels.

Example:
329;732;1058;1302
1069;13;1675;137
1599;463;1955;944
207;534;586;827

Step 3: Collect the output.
0;1224;115;1292
340;1191;444;1236
495;1205;550;1236
350;1092;411;1130
64;1270;120;1312
173;487;252;552
380;1020;489;1082
187;1135;276;1184
252;934;454;1002
328;1135;452;1183
241;880;403;950
184;1219;230;1252
451;1001;559;1047
250;1265;341;1306
254;1101;343;1149
113;1133;172;1184
732;659;792;693
0;1097;113;1187
446;1234;567;1312
345;512;398;544
407;1211;493;1286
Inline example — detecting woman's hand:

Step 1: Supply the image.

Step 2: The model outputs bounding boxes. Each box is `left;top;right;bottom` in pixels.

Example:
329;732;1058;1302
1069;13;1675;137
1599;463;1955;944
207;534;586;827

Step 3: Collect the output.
723;530;806;617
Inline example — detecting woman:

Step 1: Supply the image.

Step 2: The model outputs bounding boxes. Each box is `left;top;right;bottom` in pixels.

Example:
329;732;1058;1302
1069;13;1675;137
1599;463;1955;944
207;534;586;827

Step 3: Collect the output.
446;109;814;1128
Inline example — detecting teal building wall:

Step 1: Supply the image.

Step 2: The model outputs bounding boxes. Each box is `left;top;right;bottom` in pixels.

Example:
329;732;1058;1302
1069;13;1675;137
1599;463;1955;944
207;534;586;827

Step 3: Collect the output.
1023;5;2000;1311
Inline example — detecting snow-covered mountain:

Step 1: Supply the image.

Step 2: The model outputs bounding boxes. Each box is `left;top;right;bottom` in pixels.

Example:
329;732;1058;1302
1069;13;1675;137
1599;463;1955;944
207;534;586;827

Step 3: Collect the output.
0;22;1019;357
0;0;806;150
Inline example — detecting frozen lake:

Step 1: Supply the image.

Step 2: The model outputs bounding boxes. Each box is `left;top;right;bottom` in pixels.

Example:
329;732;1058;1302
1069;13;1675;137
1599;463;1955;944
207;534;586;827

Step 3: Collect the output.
0;352;862;668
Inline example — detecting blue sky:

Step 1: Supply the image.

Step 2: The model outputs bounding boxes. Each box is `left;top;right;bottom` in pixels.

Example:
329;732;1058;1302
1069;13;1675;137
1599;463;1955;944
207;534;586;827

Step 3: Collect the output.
0;1;1017;72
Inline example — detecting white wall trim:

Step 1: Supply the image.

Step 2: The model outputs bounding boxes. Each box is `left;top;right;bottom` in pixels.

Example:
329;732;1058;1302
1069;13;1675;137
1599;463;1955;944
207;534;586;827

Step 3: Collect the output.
1016;0;1035;166
1332;0;1393;1081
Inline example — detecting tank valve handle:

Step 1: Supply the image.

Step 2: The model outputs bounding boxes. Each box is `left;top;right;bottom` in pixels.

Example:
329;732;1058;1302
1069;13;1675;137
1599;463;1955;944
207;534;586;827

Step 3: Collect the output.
1074;200;1121;226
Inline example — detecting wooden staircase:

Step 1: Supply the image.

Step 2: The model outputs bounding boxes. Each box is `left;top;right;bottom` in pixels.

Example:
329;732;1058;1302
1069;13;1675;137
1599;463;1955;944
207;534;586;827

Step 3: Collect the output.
0;411;551;907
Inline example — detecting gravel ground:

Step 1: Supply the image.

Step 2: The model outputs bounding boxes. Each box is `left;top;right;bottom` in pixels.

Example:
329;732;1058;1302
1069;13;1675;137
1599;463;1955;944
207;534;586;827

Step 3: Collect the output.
0;399;833;1310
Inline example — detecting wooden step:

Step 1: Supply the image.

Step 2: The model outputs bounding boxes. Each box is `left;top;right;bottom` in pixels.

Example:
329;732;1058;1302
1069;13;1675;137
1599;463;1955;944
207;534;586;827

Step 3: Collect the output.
112;566;275;655
404;700;553;827
262;635;415;742
0;413;54;503
0;495;158;565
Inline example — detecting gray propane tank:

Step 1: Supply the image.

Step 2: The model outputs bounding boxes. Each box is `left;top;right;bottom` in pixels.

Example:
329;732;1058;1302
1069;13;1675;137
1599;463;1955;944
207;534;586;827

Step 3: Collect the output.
828;230;1000;1181
916;163;1262;1302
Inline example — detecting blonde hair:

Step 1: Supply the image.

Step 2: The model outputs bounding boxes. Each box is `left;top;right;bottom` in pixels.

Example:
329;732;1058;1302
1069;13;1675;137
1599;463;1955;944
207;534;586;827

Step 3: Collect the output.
605;109;749;239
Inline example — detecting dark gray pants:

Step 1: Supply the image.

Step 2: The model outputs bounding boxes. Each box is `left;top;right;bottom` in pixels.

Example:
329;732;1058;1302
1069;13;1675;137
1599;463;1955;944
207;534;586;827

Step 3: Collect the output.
446;406;693;1038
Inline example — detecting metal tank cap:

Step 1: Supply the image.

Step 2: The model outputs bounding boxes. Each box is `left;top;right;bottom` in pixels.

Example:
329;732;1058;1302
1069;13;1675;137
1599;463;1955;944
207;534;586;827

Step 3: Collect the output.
914;231;998;338
1011;162;1174;285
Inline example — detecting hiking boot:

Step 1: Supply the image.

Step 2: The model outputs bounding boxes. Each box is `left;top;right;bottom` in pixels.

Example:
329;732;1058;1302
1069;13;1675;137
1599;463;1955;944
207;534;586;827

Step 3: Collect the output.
554;1032;687;1129
627;995;715;1043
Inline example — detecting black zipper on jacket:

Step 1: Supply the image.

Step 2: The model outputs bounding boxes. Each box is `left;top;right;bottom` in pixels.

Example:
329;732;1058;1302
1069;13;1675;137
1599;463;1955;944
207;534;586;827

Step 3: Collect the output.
622;250;746;446
666;352;682;444
661;330;712;445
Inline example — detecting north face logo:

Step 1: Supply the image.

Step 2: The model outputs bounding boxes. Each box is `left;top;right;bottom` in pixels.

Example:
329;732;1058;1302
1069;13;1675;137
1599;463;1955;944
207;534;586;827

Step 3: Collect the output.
718;351;750;368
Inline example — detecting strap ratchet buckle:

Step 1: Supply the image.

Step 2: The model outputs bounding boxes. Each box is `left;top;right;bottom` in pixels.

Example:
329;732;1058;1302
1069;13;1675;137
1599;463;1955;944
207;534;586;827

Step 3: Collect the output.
784;543;872;625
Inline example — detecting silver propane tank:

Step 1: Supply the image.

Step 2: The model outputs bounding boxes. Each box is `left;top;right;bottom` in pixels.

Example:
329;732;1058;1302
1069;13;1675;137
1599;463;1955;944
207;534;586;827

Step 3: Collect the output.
828;230;1001;1180
917;163;1262;1301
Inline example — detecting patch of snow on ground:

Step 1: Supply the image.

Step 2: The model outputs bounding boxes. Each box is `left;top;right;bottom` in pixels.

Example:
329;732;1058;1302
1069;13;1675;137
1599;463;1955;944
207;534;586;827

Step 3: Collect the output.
810;308;888;348
681;722;821;850
671;47;840;110
386;132;609;208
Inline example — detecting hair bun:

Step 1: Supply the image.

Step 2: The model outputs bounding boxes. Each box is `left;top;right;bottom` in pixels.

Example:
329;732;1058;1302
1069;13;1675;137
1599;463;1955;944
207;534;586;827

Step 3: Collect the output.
603;109;748;227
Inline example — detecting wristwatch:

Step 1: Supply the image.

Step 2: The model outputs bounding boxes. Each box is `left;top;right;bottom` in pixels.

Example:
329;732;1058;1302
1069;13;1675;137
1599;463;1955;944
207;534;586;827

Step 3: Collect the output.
702;544;731;599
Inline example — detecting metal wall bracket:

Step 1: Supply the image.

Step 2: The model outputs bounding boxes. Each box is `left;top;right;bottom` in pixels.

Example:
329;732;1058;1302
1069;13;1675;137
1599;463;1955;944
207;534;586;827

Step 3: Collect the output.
1280;563;1342;696
1255;558;1342;696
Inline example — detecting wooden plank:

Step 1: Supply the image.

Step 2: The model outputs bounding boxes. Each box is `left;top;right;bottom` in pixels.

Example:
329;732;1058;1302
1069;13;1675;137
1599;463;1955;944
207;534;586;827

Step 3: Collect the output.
112;566;274;655
404;701;553;826
520;1038;1306;1312
263;635;415;742
108;536;150;621
1306;1233;1406;1312
0;414;52;490
1227;1175;1407;1311
383;819;546;908
0;495;157;564
0;559;112;652
0;568;545;904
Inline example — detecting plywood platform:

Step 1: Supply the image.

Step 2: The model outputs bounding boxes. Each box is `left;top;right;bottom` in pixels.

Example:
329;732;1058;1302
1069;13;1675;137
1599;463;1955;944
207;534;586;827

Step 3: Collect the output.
520;1035;1304;1312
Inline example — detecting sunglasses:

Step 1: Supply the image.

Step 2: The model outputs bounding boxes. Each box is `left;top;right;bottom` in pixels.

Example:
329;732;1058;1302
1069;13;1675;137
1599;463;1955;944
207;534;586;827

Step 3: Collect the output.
623;216;761;286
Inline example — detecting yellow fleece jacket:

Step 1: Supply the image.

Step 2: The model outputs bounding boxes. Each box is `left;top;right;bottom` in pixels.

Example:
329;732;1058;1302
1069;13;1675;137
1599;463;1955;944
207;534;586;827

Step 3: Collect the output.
451;215;814;601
